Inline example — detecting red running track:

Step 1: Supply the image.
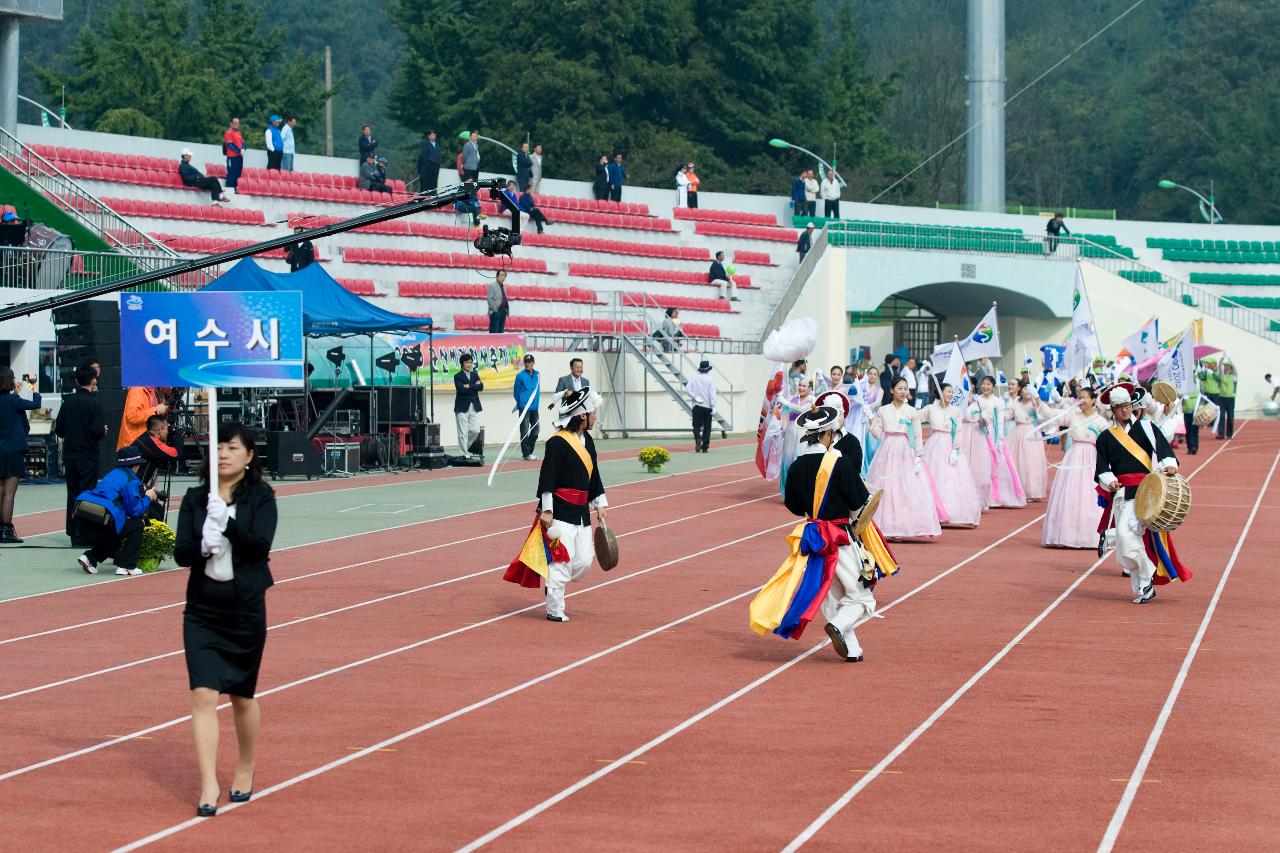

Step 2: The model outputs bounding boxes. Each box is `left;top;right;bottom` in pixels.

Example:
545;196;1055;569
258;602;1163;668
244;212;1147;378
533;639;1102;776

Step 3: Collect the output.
1;426;1275;852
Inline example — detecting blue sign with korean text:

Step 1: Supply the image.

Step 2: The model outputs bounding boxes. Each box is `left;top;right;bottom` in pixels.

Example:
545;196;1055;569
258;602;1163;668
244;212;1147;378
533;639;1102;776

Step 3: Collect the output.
120;291;305;388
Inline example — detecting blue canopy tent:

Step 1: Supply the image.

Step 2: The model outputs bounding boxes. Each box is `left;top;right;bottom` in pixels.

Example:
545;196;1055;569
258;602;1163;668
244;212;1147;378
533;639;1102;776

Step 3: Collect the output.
201;257;437;435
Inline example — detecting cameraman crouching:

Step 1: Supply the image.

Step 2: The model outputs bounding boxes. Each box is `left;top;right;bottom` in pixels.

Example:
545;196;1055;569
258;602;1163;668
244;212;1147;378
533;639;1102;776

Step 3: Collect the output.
74;446;159;576
135;414;178;519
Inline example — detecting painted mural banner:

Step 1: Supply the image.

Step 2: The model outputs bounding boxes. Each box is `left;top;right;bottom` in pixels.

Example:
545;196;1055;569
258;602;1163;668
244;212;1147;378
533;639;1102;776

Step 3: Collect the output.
304;332;528;389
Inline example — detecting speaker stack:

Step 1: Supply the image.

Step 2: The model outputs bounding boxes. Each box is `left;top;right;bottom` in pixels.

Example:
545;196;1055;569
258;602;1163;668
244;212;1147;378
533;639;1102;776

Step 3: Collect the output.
53;300;123;474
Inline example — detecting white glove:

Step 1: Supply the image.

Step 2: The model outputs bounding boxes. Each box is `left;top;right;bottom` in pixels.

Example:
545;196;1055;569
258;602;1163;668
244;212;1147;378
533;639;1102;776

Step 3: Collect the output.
201;515;224;557
206;493;229;531
949;448;960;466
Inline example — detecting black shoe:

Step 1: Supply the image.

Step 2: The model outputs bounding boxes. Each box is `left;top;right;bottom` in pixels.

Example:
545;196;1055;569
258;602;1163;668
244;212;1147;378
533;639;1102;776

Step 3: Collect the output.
0;524;22;544
1121;569;1131;577
824;623;849;660
197;800;218;817
845;655;864;663
229;789;252;803
546;614;567;623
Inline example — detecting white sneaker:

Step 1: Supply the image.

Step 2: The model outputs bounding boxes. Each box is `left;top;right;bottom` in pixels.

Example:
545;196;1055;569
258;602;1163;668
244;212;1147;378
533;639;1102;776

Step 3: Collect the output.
78;554;98;574
1132;584;1155;604
523;454;538;461
115;566;143;577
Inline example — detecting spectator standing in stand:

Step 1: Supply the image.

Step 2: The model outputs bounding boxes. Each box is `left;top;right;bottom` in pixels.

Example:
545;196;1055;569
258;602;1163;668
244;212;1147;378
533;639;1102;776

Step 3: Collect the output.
654;307;684;353
709;250;738;301
607;153;627;202
487;270;510;333
1045;212;1070;254
513;355;541;461
592;155;610;201
286;225;315;272
820;168;841;219
530;144;544;195
685;360;717;453
685;162;700;208
790;169;806;218
676;165;692;208
280;116;297;172
264;115;284;171
516;142;534;192
179;149;229;204
55;364;106;546
358;125;378;164
462;131;481;181
797;221;814;262
453;354;484;460
803;169;819;217
223;117;244;194
0;369;40;543
359;153;391;193
416;130;442;193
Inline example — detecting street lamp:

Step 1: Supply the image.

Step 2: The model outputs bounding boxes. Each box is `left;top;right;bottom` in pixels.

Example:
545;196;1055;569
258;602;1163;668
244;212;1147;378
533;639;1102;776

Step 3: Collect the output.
458;130;519;174
1158;179;1222;225
768;138;845;188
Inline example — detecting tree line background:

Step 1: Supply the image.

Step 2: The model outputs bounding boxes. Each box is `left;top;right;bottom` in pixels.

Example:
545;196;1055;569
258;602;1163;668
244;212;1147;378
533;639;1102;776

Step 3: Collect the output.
17;0;1280;224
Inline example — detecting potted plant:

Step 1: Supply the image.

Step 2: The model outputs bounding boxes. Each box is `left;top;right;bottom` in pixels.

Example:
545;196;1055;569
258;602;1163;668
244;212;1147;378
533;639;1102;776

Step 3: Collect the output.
139;518;177;573
638;446;671;474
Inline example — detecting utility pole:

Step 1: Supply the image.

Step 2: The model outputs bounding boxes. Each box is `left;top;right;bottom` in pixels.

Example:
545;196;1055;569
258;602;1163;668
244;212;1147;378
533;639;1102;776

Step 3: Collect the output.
324;45;334;157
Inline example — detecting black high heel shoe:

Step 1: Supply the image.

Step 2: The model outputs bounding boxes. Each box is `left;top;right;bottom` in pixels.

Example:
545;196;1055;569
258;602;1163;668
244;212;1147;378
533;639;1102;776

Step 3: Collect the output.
230;775;254;803
196;792;219;817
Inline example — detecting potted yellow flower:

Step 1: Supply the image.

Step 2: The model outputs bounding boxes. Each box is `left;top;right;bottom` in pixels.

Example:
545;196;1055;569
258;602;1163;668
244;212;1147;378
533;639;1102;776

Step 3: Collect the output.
139;518;177;572
638;446;671;474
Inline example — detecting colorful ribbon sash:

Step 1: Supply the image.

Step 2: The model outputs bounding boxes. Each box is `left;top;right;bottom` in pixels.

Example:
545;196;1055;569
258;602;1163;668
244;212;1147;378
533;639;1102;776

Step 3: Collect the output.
503;511;571;589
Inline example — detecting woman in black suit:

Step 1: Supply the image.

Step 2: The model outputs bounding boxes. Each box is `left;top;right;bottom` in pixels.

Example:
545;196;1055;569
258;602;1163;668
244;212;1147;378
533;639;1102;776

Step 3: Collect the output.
0;367;41;544
174;421;277;817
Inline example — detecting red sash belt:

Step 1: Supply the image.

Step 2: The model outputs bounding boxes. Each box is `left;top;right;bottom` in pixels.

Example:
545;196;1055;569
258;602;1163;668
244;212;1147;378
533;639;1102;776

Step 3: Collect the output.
553;487;589;505
1096;473;1147;533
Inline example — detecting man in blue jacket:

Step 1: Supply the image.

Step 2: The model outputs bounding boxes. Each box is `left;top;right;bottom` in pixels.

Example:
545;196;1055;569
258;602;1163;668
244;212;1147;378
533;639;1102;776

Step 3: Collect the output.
264;115;284;171
791;170;807;218
513;354;541;461
607;153;627;202
75;446;158;576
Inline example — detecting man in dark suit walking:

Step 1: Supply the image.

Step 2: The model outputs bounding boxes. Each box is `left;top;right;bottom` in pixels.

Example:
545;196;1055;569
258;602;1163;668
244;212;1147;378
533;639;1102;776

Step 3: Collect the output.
554;358;590;400
54;365;107;545
417;130;443;193
453;354;484;459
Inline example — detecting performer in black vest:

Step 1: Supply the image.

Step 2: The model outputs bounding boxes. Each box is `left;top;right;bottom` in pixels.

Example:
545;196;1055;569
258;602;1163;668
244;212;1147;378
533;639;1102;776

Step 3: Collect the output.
1095;382;1179;604
503;388;607;622
814;390;863;473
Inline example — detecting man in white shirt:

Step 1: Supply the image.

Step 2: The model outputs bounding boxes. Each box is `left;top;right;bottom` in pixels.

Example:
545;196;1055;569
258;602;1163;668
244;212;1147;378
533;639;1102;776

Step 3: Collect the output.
685;360;718;452
820;168;841;219
902;357;922;408
803;170;819;217
281;115;297;171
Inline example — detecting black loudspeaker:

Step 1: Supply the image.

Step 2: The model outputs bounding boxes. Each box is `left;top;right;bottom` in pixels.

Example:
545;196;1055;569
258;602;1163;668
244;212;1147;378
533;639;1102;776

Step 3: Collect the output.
57;321;121;348
265;431;322;478
447;455;483;467
375;386;427;426
468;427;486;457
53;301;118;325
96;388;127;475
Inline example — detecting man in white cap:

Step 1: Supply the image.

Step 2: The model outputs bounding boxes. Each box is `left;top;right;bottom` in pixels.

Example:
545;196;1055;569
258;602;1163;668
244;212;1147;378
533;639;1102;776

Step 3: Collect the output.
1095;382;1180;603
177;149;229;204
503;387;607;622
797;221;815;262
750;405;883;662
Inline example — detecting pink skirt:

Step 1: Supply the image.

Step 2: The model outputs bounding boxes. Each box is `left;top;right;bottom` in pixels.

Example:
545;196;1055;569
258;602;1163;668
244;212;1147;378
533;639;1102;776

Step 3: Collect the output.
1041;440;1101;549
922;433;982;528
866;434;941;540
958;420;992;509
1009;422;1048;501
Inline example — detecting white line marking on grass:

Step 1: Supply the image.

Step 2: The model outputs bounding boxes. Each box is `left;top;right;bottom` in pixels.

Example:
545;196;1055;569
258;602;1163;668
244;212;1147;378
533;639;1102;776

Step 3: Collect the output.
0;495;773;703
1096;450;1280;853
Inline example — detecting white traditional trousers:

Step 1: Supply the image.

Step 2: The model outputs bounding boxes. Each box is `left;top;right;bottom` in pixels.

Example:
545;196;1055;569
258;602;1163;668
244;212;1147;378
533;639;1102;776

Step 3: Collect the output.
1113;496;1156;595
820;541;877;657
545;520;595;619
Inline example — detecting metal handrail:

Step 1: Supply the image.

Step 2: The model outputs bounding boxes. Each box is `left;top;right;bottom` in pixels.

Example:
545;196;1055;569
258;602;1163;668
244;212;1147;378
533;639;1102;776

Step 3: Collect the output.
0;245;212;292
760;225;827;341
0;126;181;262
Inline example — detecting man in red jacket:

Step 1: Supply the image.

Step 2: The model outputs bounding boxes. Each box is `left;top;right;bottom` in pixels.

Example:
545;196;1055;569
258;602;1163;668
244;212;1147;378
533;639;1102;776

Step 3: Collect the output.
223;116;245;194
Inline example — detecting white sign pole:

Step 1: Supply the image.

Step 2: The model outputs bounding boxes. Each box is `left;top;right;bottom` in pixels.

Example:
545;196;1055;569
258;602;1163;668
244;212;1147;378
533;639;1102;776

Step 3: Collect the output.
207;386;219;498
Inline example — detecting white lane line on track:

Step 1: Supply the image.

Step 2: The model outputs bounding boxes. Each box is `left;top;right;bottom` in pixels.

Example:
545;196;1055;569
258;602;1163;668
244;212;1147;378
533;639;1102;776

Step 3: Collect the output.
0;468;758;639
459;426;1248;851
0;458;755;605
777;419;1244;852
1096;449;1280;853
0;519;793;784
454;511;1048;852
0;494;774;702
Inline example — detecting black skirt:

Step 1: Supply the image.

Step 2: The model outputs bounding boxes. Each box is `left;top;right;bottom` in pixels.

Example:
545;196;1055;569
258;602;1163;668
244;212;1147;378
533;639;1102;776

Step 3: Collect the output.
183;572;267;698
0;450;27;479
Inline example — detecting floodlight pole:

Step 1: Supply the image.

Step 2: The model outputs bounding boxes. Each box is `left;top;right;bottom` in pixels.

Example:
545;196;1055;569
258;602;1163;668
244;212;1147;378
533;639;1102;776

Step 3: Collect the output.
768;138;846;188
1158;179;1222;225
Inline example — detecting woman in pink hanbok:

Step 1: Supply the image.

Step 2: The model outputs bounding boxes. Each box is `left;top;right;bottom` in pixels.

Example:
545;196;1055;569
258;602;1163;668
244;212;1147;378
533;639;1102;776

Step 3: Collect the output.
1040;383;1109;548
972;375;1026;508
921;384;982;527
866;378;942;540
1008;379;1052;501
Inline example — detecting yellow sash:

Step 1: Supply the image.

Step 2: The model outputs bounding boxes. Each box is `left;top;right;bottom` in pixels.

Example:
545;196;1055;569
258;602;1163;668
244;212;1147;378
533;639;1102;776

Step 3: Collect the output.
811;450;838;519
1108;424;1152;472
554;430;593;479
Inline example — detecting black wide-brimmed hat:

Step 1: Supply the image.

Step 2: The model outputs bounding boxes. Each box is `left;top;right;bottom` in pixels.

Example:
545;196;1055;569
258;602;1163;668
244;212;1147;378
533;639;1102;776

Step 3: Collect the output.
796;405;840;435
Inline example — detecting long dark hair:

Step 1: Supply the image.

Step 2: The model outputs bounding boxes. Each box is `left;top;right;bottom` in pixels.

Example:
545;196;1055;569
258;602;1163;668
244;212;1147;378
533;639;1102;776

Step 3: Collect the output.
199;420;266;503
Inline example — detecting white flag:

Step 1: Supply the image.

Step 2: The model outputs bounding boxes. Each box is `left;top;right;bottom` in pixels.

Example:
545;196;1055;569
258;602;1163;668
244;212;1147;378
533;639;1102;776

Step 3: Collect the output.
1120;316;1159;363
931;304;1003;368
1064;266;1100;377
1157;323;1196;395
941;340;968;407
